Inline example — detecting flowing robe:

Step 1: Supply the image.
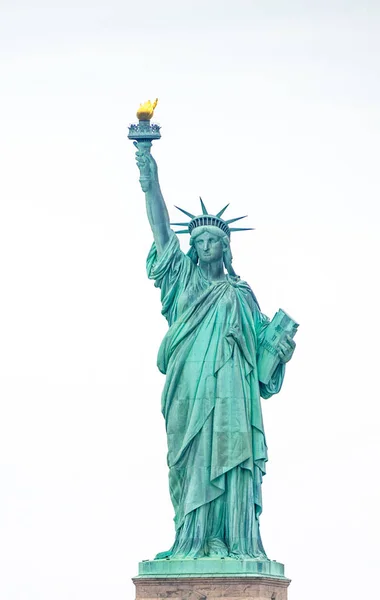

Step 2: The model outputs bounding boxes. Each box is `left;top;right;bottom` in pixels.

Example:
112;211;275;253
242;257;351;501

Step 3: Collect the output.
147;232;285;558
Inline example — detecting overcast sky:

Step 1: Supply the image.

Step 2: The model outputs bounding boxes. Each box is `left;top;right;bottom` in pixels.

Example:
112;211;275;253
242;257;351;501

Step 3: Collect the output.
1;2;379;599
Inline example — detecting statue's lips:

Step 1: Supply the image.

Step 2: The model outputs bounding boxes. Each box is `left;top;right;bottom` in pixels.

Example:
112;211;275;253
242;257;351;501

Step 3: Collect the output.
199;253;215;261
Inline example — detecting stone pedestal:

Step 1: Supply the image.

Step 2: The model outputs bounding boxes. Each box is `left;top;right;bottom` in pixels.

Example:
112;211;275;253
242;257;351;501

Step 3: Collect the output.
133;558;291;600
134;575;290;599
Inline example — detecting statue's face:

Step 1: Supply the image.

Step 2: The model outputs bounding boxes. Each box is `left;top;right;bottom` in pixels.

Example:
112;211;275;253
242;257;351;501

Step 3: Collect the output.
194;232;224;264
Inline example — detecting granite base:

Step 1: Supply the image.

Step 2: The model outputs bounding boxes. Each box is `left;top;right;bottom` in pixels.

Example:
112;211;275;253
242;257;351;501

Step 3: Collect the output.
133;558;291;599
133;575;291;599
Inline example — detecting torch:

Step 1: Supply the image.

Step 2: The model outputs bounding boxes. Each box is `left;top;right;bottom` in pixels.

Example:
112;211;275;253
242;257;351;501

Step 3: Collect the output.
128;98;161;190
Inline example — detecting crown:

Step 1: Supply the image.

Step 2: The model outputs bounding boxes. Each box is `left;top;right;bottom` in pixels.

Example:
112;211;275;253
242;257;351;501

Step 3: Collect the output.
171;198;253;238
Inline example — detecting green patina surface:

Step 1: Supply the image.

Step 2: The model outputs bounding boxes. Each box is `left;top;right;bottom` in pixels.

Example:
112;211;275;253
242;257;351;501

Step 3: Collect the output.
129;110;297;572
137;558;285;578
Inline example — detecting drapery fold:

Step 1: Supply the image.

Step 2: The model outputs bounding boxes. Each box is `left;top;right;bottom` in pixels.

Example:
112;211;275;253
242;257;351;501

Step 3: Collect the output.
147;232;285;558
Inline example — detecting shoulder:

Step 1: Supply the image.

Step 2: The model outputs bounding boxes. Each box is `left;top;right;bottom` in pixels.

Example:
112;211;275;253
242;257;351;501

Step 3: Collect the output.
147;230;195;283
228;276;261;311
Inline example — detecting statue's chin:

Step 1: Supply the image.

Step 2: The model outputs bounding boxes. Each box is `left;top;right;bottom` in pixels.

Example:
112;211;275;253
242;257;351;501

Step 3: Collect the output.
199;254;214;261
199;257;222;265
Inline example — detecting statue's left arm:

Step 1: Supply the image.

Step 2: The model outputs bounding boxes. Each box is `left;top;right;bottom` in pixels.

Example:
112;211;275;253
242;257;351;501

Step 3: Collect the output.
277;335;296;365
246;291;296;399
259;334;295;399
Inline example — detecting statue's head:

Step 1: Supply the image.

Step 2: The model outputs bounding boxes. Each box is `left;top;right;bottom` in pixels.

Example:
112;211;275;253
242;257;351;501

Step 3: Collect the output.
172;198;253;277
189;226;235;275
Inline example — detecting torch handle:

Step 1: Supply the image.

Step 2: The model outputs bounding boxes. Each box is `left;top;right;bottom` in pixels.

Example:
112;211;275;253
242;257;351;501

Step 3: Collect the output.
133;140;153;185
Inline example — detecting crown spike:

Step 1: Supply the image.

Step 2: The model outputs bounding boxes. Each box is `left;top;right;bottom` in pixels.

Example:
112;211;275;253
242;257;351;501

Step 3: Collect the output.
229;227;254;232
172;202;253;237
216;204;229;218
225;215;248;225
199;197;208;215
174;206;196;219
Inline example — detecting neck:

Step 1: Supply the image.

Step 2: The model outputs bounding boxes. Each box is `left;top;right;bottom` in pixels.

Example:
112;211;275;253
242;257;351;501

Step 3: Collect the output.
199;260;225;282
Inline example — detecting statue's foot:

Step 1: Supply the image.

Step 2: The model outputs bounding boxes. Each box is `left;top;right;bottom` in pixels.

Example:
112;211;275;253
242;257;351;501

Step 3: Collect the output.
207;538;229;558
154;549;172;560
156;548;207;560
228;551;268;560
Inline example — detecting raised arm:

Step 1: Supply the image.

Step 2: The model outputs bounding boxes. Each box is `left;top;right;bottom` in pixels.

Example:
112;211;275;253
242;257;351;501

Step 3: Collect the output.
134;141;171;254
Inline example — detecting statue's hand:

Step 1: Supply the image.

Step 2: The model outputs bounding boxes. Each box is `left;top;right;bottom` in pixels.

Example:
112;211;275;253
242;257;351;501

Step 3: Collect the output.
134;141;158;193
277;334;296;364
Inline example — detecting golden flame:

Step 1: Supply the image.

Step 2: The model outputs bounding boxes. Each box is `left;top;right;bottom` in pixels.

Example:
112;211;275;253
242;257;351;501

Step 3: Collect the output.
136;98;158;121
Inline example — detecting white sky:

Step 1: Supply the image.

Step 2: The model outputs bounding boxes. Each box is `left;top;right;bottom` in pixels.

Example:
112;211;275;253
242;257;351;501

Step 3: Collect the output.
0;2;379;599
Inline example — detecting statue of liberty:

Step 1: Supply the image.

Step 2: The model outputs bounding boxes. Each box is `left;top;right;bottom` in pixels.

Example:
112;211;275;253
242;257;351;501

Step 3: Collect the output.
132;101;296;562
